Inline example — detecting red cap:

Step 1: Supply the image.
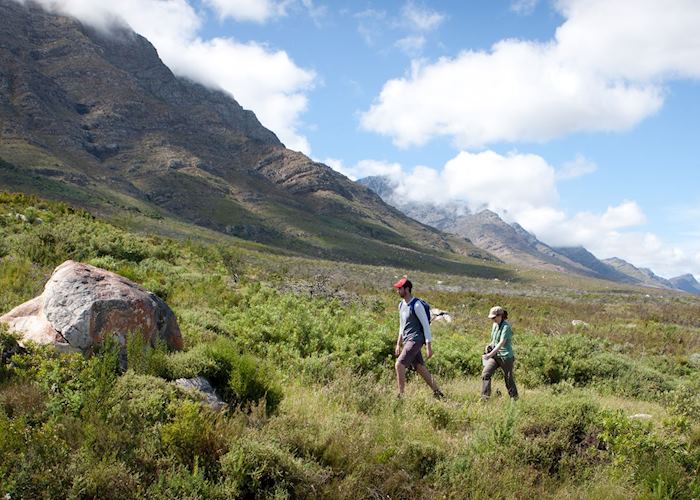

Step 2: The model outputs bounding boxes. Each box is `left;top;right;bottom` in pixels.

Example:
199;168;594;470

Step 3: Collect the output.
392;277;408;288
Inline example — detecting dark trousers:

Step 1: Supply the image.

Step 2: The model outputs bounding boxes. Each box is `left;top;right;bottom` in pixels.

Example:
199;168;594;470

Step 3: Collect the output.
481;356;518;399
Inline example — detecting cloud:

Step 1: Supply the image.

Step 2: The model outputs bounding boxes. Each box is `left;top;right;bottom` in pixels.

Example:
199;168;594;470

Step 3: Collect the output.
353;148;699;278
300;0;328;26
163;37;316;153
400;1;445;32
556;154;598;180
361;0;700;148
354;8;386;46
510;0;539;15
394;35;426;57
204;0;291;23
354;2;444;54
324;158;402;181
24;0;316;153
395;151;559;215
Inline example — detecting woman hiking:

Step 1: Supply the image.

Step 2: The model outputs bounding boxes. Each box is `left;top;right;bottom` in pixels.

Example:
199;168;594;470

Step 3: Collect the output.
481;306;518;401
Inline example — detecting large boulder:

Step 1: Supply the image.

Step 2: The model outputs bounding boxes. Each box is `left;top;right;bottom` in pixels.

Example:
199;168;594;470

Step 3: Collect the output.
0;260;182;354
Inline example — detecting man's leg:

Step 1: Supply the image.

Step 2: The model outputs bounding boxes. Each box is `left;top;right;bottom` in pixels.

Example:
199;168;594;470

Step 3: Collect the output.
415;363;440;393
395;360;407;395
416;363;444;398
396;341;421;395
481;358;498;400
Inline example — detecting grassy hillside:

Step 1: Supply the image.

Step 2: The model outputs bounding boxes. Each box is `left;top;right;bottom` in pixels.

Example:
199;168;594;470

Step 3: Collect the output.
1;193;699;498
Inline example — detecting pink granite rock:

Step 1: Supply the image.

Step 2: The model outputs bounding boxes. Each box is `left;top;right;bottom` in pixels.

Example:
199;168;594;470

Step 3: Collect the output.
0;260;183;353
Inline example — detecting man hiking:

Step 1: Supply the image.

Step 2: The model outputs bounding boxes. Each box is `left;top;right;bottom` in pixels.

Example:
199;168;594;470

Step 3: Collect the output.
393;277;444;399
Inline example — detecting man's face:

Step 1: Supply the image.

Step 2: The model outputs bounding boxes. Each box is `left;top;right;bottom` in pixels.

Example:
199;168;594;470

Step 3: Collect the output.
397;286;408;299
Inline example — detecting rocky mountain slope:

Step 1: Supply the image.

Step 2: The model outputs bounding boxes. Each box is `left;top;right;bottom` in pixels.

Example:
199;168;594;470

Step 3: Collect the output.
0;0;493;270
669;274;700;295
552;246;638;284
602;258;675;290
358;175;700;293
359;176;620;278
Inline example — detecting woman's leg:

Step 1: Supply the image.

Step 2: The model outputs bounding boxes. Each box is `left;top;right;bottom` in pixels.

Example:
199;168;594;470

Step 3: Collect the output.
498;357;519;399
481;358;498;399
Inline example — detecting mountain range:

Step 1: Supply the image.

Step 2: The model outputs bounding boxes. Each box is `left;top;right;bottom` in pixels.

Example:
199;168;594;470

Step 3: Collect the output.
0;0;495;274
357;175;700;294
1;0;697;294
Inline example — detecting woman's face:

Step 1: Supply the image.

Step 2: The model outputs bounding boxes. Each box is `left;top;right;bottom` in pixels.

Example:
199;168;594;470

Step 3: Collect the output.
491;314;502;325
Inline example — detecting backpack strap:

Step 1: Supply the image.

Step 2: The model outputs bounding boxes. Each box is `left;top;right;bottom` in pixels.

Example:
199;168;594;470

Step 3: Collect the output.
408;297;419;317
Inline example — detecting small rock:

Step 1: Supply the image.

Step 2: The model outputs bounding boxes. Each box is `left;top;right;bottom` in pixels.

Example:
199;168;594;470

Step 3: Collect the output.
430;308;452;323
629;413;652;420
175;376;227;410
571;320;590;327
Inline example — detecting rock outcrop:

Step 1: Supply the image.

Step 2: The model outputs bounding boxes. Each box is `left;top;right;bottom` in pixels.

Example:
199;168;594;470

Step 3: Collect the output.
0;260;182;353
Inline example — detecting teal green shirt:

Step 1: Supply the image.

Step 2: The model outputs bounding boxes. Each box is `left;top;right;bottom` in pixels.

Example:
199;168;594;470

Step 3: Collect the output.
490;321;514;359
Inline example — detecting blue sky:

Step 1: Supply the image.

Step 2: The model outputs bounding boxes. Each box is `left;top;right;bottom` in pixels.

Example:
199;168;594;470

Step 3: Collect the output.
28;0;700;279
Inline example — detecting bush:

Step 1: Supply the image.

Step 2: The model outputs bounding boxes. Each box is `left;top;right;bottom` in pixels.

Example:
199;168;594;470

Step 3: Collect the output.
161;400;236;473
68;455;142;500
155;339;283;415
515;397;603;477
220;436;327;498
207;339;283;415
146;465;223;500
599;410;698;498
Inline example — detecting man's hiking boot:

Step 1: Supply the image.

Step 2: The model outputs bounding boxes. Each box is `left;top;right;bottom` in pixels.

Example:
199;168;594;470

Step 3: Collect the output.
433;389;445;400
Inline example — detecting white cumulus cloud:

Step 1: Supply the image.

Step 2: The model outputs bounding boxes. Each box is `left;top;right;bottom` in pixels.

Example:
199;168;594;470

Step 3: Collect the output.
22;0;316;153
348;148;700;278
361;0;700;148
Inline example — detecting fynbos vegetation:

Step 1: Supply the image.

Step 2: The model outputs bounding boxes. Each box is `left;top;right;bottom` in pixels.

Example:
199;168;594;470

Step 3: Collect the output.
1;193;699;498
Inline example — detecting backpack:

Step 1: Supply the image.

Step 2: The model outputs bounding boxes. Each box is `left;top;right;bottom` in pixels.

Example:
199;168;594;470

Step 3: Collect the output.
409;297;432;324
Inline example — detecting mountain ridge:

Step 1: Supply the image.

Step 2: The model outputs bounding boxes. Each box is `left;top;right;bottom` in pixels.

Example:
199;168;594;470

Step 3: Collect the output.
358;175;700;294
0;0;497;273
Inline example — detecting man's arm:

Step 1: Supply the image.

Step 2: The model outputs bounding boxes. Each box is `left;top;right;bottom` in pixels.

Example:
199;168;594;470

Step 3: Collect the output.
395;303;404;357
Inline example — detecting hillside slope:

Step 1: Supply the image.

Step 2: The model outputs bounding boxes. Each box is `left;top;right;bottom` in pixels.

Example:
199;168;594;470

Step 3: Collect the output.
358;176;627;279
670;274;700;295
603;257;675;290
0;0;492;271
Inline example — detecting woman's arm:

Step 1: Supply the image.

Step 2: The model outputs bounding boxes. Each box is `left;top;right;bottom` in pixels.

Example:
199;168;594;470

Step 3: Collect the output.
484;336;506;359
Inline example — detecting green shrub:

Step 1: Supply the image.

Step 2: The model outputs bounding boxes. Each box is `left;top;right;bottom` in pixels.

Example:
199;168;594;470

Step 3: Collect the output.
599;410;698;498
68;454;142;500
161;400;235;473
393;440;445;477
665;383;700;420
515;397;603;477
1;418;74;499
146;465;223;500
220;436;327;498
125;333;170;377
